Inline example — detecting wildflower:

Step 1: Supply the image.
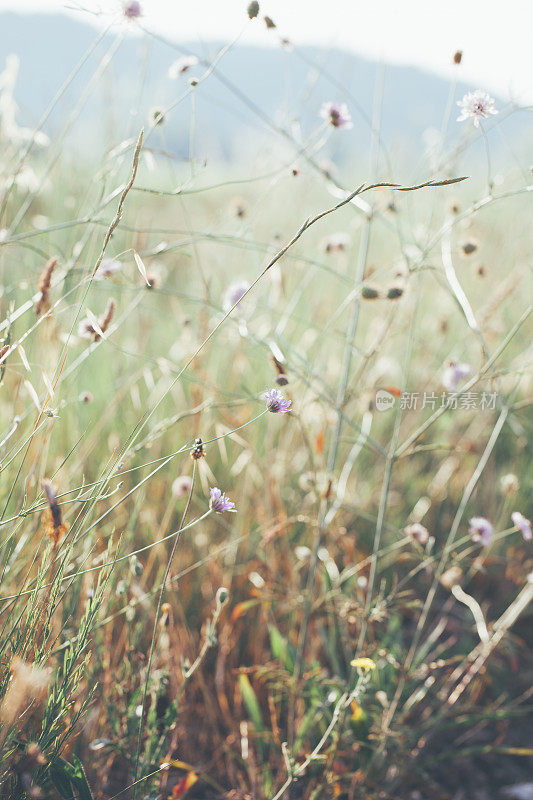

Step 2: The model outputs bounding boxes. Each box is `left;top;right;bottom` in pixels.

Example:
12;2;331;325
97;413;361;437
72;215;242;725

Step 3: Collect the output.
405;523;429;545
469;516;493;546
209;487;237;514
247;1;260;18
457;90;498;127
172;475;193;498
35;256;58;315
511;511;532;541
442;360;471;392
265;387;291;414
122;0;142;19
323;232;350;253
350;657;376;672
168;55;199;79
222;280;250;312
94;258;121;280
320;101;353;130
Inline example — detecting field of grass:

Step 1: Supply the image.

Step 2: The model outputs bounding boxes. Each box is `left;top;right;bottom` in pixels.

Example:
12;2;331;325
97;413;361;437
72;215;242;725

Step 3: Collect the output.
0;11;532;800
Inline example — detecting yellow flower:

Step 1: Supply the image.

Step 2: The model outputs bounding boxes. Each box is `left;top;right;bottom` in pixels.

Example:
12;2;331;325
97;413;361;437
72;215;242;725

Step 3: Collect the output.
350;657;376;672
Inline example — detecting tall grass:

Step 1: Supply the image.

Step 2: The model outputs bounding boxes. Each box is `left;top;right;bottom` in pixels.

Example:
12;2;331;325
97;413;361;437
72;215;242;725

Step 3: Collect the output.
0;7;531;799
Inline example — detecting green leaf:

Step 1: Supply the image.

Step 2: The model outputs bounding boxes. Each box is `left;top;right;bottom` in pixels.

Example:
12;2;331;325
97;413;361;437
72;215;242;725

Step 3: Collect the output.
49;760;75;800
268;624;295;672
238;674;264;732
72;755;95;800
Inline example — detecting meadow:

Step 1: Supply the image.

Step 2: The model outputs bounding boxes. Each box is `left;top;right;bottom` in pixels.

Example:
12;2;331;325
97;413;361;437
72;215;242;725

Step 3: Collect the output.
0;6;532;799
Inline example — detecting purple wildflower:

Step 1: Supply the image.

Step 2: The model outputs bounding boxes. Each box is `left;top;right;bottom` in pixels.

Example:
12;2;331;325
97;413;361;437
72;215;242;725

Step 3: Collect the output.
469;516;494;546
405;523;430;545
168;55;199;79
457;90;498;127
123;0;142;19
442;360;471;392
222;280;250;313
265;387;291;414
209;487;237;514
512;511;532;541
320;102;353;130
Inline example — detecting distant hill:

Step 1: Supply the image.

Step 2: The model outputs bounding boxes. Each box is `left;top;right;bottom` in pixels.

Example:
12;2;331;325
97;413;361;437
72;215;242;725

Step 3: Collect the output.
0;11;528;165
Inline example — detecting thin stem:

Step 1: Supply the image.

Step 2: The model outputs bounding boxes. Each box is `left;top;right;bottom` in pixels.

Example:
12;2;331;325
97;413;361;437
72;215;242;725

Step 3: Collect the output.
132;462;201;797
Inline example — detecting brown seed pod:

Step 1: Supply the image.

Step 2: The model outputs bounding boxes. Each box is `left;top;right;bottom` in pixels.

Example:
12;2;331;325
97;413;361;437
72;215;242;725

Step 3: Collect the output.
35;256;58;315
386;286;404;300
190;437;206;460
247;0;259;18
361;285;380;300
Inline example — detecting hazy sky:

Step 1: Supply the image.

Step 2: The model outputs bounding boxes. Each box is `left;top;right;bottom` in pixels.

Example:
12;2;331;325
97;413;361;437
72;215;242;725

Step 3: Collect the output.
2;0;532;102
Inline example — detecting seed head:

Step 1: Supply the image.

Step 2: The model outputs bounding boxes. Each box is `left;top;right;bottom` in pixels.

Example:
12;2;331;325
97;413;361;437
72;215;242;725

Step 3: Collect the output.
361;285;380;300
500;473;519;495
462;240;478;255
386;286;404;300
190;438;206;460
168;55;199;79
247;1;260;19
150;107;165;126
42;479;67;544
172;474;193;498
35;256;58;315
